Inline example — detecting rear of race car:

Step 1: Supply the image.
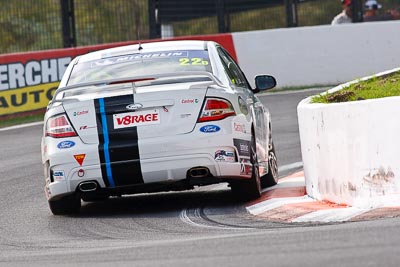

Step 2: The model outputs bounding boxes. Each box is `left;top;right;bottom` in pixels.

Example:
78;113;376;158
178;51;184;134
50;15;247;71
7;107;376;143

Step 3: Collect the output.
41;40;274;215
41;79;255;214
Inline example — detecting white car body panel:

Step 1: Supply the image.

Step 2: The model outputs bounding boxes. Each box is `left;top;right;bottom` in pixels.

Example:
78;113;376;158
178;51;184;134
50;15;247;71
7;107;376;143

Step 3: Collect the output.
63;100;98;144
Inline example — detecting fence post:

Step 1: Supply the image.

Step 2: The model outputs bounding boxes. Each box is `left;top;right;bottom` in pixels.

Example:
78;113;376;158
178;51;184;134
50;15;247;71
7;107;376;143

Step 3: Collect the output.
285;0;298;27
60;0;76;48
148;0;161;39
352;0;364;22
216;0;228;33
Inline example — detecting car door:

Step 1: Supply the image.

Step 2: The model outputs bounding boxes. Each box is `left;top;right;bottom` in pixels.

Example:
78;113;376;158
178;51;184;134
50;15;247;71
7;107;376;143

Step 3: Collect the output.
216;47;269;167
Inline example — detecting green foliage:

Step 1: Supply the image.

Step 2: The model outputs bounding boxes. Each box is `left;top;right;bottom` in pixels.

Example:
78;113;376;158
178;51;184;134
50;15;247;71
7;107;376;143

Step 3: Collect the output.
297;0;340;26
311;72;400;103
74;0;148;46
0;0;148;53
0;0;62;53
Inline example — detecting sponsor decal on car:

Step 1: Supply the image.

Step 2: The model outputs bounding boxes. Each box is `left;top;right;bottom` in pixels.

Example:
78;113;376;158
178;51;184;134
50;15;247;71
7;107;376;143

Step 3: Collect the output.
57;140;76;149
126;103;143;111
113;109;160;129
53;170;65;181
240;144;249;154
240;158;252;175
181;98;199;104
200;125;221;133
214;150;235;162
74;154;86;166
91;51;189;68
234;139;252;175
233;139;250;157
73;110;88;116
79;125;96;130
233;122;246;133
180;113;192;118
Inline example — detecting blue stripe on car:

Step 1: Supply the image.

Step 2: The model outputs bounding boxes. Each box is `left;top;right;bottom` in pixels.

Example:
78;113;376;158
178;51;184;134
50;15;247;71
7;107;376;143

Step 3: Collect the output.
99;98;115;187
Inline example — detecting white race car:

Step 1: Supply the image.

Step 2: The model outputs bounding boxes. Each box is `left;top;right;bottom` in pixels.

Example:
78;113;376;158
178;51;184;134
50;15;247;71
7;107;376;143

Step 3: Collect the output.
41;40;278;215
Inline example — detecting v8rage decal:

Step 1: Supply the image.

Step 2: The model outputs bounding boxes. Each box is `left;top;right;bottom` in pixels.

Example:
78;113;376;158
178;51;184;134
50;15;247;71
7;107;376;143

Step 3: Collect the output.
113;110;160;129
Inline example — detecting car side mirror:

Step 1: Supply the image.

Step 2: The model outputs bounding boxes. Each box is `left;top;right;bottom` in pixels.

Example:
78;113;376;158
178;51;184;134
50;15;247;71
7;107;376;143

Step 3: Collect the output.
254;75;277;93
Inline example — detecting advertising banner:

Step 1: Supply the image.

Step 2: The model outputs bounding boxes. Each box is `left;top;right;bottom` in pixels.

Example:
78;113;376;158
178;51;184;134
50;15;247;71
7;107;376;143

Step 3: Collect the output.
0;43;130;117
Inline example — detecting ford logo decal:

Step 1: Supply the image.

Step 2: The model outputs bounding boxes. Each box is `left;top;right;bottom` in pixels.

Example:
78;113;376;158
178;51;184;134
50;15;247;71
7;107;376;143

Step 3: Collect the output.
126;103;143;111
57;141;76;149
200;125;221;133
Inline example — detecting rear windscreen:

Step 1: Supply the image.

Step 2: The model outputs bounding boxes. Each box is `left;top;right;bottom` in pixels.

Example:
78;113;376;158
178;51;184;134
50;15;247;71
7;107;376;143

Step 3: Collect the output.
67;50;212;86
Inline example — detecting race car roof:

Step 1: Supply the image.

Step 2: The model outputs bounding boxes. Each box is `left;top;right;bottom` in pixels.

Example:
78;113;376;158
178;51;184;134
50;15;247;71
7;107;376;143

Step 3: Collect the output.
77;40;210;63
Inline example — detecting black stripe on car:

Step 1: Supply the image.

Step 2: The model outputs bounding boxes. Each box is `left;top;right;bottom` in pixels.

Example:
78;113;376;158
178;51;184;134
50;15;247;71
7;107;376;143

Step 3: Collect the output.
95;95;144;187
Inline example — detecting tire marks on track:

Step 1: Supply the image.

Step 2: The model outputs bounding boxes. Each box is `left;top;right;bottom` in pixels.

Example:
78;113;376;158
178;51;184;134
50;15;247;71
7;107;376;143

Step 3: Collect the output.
179;207;253;230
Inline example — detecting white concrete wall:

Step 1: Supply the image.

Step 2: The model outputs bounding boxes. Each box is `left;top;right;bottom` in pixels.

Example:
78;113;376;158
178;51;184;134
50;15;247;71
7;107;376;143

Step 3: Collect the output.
233;21;400;88
297;69;400;208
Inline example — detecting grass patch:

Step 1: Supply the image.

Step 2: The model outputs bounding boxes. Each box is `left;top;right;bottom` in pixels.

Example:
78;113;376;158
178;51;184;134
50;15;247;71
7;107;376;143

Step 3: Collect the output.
312;71;400;103
0;113;44;129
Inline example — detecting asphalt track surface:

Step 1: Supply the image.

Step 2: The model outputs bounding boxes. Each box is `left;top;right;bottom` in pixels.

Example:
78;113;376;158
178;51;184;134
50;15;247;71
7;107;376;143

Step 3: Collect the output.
1;89;400;267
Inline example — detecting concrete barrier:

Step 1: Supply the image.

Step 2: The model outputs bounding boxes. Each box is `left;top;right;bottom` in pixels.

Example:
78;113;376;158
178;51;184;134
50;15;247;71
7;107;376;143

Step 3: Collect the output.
233;20;400;88
297;68;400;208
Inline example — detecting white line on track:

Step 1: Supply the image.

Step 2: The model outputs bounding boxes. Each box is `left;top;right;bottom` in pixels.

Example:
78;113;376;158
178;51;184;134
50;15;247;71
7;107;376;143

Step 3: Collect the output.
0;121;43;131
292;207;372;223
246;196;314;216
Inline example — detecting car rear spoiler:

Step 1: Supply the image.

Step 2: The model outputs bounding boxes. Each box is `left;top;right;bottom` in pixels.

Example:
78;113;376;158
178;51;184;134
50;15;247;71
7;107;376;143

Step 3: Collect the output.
50;71;225;105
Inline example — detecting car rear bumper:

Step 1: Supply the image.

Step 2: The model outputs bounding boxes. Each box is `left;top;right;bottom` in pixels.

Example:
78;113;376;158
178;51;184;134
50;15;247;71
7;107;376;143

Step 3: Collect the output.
43;119;253;200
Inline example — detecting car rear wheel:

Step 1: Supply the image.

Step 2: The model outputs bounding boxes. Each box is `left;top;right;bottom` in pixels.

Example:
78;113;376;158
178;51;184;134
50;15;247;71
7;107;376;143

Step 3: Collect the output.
48;194;81;215
261;141;278;188
231;134;262;201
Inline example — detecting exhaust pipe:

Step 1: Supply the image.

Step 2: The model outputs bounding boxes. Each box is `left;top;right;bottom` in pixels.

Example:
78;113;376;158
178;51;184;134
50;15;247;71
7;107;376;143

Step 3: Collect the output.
78;181;98;192
188;167;210;178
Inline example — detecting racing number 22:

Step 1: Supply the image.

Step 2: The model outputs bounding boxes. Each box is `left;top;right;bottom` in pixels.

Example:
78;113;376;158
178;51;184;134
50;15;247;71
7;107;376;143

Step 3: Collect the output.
179;58;209;66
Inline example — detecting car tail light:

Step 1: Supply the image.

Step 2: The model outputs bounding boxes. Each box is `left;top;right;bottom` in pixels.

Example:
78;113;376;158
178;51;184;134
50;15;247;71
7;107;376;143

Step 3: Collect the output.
45;113;77;138
198;98;236;122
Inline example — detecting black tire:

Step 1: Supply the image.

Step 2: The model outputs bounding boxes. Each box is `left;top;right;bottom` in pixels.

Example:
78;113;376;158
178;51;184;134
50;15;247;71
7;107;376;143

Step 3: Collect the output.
231;134;262;201
261;141;278;188
48;194;81;215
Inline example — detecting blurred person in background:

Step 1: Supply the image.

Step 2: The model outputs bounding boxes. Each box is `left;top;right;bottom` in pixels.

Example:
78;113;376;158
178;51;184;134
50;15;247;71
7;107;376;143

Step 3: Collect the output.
332;0;353;25
363;0;400;22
